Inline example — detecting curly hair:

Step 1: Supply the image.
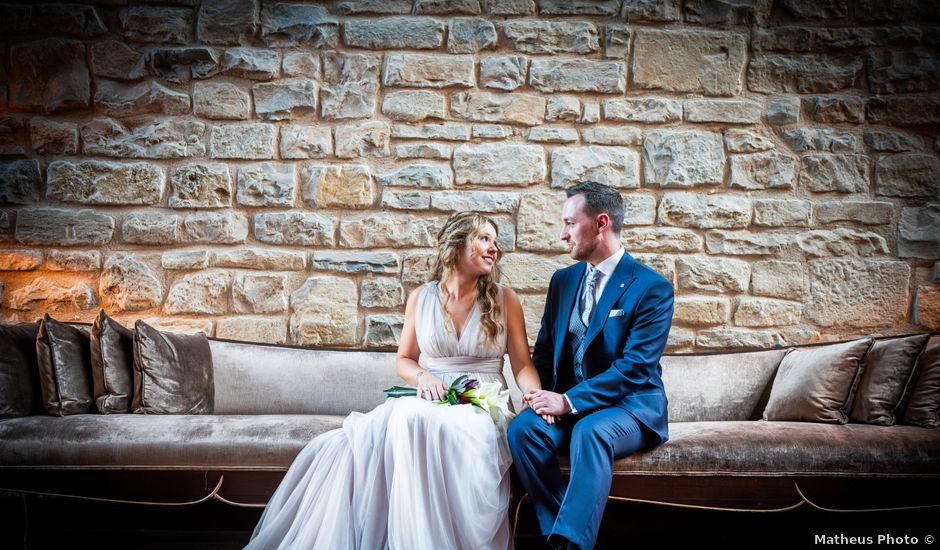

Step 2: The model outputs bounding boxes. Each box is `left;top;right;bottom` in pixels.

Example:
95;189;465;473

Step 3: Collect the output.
428;212;504;348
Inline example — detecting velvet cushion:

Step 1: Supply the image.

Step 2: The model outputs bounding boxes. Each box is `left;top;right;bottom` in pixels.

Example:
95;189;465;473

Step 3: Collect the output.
762;338;873;424
849;334;930;425
90;310;135;414
903;337;940;428
133;320;214;414
0;321;41;418
36;314;95;416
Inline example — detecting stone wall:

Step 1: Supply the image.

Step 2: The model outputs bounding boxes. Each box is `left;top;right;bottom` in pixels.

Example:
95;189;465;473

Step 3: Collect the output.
0;0;938;352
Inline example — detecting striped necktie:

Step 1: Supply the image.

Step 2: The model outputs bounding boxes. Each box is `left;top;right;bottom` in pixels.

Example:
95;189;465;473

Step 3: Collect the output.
581;266;599;326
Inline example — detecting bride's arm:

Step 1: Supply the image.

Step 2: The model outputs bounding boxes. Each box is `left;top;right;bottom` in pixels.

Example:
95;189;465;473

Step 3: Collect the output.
396;287;447;400
503;287;543;396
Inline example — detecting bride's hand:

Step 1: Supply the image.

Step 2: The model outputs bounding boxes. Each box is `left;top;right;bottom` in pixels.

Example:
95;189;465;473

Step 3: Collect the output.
523;390;556;425
417;372;447;402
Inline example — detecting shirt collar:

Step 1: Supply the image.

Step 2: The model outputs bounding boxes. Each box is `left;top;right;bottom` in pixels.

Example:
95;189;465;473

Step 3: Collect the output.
589;246;624;279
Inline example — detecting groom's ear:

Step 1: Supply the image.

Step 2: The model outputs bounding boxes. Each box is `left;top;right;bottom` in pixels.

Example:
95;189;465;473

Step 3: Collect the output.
596;212;611;232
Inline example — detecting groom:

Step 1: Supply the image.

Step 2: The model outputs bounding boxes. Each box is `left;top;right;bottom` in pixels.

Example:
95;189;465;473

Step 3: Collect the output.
508;181;674;550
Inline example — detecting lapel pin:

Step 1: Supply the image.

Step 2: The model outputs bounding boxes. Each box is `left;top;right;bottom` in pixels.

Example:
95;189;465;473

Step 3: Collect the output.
620;283;624;288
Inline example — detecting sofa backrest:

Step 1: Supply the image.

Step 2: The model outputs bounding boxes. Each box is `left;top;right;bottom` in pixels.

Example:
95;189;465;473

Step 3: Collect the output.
211;339;785;420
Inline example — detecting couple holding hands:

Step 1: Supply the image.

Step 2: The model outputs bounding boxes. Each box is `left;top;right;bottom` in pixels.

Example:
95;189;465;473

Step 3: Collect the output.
247;182;675;550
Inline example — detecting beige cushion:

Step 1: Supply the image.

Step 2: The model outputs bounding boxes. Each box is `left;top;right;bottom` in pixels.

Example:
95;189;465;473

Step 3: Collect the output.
133;320;214;415
763;338;873;424
903;337;940;428
850;334;930;426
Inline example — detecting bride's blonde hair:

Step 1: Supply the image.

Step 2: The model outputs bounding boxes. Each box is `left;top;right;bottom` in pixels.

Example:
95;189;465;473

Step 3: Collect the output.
429;212;504;347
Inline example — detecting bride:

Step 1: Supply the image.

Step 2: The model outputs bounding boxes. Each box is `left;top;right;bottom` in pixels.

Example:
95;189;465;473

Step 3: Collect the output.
246;212;547;549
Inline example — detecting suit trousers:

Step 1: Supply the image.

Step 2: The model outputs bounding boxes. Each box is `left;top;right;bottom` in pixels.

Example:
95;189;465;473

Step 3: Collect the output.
508;406;654;550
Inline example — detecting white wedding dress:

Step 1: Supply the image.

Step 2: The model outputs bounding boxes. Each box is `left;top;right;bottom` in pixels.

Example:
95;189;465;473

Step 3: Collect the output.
246;282;514;550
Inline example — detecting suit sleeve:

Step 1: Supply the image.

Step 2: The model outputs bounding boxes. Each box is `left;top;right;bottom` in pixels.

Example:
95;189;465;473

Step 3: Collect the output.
564;276;674;415
531;271;557;390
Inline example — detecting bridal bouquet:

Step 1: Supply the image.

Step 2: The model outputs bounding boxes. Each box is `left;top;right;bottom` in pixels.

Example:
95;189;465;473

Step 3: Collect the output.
384;375;515;423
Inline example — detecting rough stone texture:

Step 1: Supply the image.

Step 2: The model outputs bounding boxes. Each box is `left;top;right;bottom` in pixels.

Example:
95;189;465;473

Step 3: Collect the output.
486;0;537;15
384;54;475;88
16;208;114;246
321;52;381;120
622;228;703;252
340;214;443;248
540;0;619;15
233;273;288;314
729;152;797;190
198;0;258;45
604;24;632;58
193;83;250;120
311;251;399;273
121;6;192;44
783;128;857;153
526;126;579;143
0;160;41;204
451;91;545;126
165;271;231;315
414;0;483;14
211;248;305;271
499;253;569;291
480;56;528;91
48;161;164;206
454;143;546;185
162;250;209;271
290;276;358;346
674;296;731;326
303;164;376;208
280;125;332;159
236;163;296;207
254;213;335;246
169;164;233;208
90;40;145;81
885;97;940;126
253;80;318;121
343;17;444;50
220;48;279;80
705;231;793;256
0;249;42;271
916;285;940;330
751;260;805;299
767;97;800;125
383;91;446;122
684;99;762;123
383;190;430;210
46;250;101;272
899;204;940;259
335;121;390;158
503;21;599;54
696;328;784;349
5;278;98;313
800;154;870;193
604;98;681;123
146;47;220;84
868;51;940;95
10;39;90;114
30;118;79;155
95;81;189;118
377;164;452;189
814;200;894;226
864;131;922;152
182;212;248;244
659;193;750;229
633;30;747;96
551;147;639;189
216;317;287;344
123;212;179;245
796;229;889;258
666;327;695;350
209;124;276;159
138;317;214;336
546;97;581;121
391;123;471;141
81;118;207;159
364;314;403;347
448;18;497;53
260;3;339;48
677;256;750;293
515;193;566;253
806;259;911;328
360;277;404;308
874;154;940;198
430;191;518;213
753;199;811;227
99;254;163;311
749;54;863;94
283;52;320;78
473;125;514;139
582;126;642;146
529;58;626;93
644;130;724;187
734;297;802;327
812;96;865;123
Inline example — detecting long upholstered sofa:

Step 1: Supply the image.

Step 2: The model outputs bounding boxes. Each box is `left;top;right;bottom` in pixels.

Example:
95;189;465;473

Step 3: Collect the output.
1;333;938;525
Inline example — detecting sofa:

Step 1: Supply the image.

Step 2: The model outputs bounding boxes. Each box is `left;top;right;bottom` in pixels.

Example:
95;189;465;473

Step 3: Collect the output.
1;330;938;525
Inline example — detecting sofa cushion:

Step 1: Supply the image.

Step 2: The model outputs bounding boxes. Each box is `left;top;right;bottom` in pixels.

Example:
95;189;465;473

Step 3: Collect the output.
133;320;214;415
37;315;95;416
903;337;940;428
762;338;873;424
0;414;342;469
849;334;930;426
0;321;41;418
90;311;135;414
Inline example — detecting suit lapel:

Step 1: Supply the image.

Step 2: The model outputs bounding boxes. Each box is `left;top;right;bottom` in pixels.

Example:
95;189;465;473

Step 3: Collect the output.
584;253;638;346
553;263;585;365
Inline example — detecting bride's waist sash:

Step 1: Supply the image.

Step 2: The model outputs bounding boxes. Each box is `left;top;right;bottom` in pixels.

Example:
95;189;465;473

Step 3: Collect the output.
422;356;504;374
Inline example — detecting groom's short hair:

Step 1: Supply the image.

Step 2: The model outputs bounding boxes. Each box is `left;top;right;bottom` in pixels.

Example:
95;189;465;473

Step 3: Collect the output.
566;181;625;234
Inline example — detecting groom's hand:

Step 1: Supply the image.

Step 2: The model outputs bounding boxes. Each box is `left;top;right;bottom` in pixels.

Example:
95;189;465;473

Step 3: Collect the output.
526;390;571;417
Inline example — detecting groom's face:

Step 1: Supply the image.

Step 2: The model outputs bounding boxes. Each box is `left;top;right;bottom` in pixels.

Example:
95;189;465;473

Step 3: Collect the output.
560;194;600;261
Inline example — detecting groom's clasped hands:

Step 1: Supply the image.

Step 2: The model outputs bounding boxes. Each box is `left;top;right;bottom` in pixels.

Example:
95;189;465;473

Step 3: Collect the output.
523;389;570;425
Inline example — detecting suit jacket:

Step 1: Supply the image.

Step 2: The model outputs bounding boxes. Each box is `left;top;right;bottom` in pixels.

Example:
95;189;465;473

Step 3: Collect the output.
532;251;674;444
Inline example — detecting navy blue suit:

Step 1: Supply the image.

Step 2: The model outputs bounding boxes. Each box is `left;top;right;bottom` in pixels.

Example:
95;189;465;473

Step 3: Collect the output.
508;252;674;549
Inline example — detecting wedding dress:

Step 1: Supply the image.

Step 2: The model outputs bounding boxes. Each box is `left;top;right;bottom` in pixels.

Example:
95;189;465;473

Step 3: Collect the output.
246;282;514;550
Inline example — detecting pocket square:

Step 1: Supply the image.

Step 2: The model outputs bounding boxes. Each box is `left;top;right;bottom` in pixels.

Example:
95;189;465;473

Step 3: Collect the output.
608;309;625;318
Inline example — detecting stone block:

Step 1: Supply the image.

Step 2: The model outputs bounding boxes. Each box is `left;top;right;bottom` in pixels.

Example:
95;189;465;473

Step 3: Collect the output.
581;126;642;146
165;270;232;315
31;4;107;36
729;152;797;190
885;97;940;126
391;123;471;141
546;96;581;122
863;131;922;152
16;208;113;246
451;91;545;126
254;213;335;246
915;285;940;330
643;130;724;187
529;58;626;93
48;161;164;206
868;51;940;94
395;143;453;160
498;253;569;292
30;118;78;155
431;191;519;213
383;190;431;210
311;251;400;274
795;228;889;257
220;48;279;80
734;297;802;327
527;127;578;143
551;146;639;189
814;200;894;226
335;121;390;158
236;163;295;207
875;154;940;198
448;18;497;53
414;0;483;14
121;6;192;44
454;143;545;185
806;259;911;328
383;91;446;122
345;17;444;49
234;273;288;314
99;253;163;311
182;212;248;244
384;54;475;88
211;248;305;271
751;260;805;299
622;228;703;253
604;98;681;123
303;164;376;208
0;160;41;204
696;328;784;349
209;124;276;159
622;0;681;21
336;1;413;14
753;199;811;227
123;212;179;245
46;250;101;272
162;250;209;270
253;80;318;121
480;56;528;91
290;276;358;346
812;96;865;123
145;47;220;84
633;29;746;96
748;54;862;93
198;0;258;45
194;82;250;120
377;164;452;189
503;20;599;54
801;153;869;194
90;40;145;81
361;277;404;308
677;256;750;292
340;214;444;248
402;252;435;286
674;296;731;326
169;163;232;208
603;24;632;58
0;249;42;271
81;118;207;159
540;0;619;15
216;317;287;344
5;278;97;313
486;0;536;15
783;128;857;153
94;80;189;118
283;52;320;78
472;125;514;139
899;204;940;259
10;38;89;113
280;125;332;159
260;3;338;48
684;99;762;124
767;97;800;125
364;315;404;348
723;129;775;153
320;52;381;120
516;193;567;253
659;193;750;229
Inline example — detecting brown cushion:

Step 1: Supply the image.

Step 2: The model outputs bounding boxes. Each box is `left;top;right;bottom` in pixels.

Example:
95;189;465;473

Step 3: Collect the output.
90;310;135;414
0;321;41;418
36;314;94;416
849;334;930;426
903;337;940;428
133;320;214;414
762;338;873;424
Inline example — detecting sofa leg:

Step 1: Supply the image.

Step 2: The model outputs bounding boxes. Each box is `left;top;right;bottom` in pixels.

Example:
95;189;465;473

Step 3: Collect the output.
19;492;29;550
